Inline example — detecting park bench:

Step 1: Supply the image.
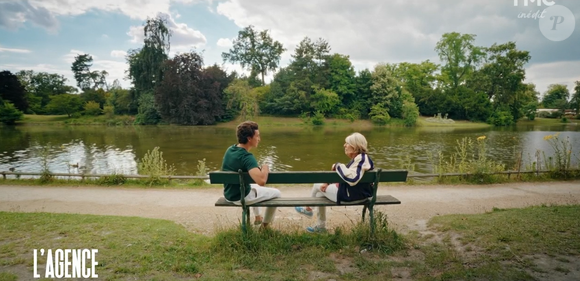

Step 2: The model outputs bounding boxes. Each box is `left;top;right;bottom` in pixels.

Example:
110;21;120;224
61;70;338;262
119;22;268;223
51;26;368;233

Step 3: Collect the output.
210;169;407;234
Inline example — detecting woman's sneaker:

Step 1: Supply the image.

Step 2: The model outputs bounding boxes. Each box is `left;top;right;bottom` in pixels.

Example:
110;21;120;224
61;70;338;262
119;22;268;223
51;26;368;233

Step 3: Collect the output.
306;225;327;233
295;206;313;217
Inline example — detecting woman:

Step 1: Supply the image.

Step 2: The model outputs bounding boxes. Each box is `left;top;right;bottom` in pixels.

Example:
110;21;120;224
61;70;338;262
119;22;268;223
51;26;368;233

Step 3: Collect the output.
295;132;374;233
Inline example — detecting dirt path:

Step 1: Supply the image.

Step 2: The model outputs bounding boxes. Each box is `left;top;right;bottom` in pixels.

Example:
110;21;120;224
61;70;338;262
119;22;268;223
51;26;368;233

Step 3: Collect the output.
1;181;579;235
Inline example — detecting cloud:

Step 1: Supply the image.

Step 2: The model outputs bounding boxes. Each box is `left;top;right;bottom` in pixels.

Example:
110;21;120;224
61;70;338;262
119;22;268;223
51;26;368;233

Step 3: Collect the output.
0;0;59;31
0;45;32;53
215;0;580;92
27;0;171;21
110;50;128;58
525;60;580;96
127;13;206;51
216;38;233;48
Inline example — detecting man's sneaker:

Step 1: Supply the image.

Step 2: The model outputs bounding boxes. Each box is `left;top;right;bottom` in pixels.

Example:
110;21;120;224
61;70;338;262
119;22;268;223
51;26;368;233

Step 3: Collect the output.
295;206;313;217
306;225;327;233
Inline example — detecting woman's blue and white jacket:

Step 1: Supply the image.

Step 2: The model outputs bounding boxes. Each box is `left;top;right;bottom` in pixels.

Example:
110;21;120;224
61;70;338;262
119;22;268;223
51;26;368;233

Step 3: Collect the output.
334;153;374;204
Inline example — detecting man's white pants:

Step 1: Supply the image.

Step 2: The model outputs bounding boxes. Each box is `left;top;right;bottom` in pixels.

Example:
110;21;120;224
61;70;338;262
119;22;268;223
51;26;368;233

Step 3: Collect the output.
228;184;280;223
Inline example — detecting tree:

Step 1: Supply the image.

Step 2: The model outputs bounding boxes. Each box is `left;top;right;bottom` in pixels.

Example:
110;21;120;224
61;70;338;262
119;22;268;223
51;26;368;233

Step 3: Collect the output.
371;64;414;119
0;102;23;125
16;70;75;113
202;64;235;121
80;88;107;108
326;54;356;109
435;32;484;89
222;25;285;85
71;54;109;90
0;71;28;112
127;15;172;122
71;54;93;89
155;52;225;125
518;83;540;121
469;42;530;122
224;79;258;121
571;81;580;115
542;84;569;109
310;87;340;116
353;69;374;119
46;94;83;117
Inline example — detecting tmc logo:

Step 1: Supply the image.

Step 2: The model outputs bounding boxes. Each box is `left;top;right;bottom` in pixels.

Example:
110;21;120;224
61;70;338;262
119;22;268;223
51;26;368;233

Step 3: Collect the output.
514;0;555;6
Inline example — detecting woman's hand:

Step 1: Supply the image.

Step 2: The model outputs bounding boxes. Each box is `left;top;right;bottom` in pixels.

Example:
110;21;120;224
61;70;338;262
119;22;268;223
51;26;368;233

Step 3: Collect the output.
320;183;329;192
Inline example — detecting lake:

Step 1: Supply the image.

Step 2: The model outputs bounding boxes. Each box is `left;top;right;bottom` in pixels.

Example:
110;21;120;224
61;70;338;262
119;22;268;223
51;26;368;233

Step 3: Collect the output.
1;123;579;176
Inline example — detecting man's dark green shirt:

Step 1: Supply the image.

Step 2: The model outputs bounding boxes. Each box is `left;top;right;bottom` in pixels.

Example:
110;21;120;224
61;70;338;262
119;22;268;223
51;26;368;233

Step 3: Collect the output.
221;144;259;201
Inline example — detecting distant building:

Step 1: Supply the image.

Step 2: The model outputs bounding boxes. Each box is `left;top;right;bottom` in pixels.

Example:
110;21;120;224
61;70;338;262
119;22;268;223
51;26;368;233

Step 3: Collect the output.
564;109;577;116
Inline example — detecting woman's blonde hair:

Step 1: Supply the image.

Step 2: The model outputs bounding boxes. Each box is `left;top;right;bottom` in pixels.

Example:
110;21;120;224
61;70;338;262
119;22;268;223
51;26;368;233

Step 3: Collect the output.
345;132;368;154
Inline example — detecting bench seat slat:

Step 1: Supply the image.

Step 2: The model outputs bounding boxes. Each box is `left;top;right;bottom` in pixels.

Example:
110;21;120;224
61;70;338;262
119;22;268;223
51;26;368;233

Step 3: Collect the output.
209;170;408;184
215;195;400;207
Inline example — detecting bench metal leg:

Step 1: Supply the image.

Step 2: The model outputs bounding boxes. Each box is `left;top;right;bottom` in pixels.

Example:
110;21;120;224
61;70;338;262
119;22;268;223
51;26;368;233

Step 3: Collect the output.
241;206;251;233
369;206;375;236
362;205;368;222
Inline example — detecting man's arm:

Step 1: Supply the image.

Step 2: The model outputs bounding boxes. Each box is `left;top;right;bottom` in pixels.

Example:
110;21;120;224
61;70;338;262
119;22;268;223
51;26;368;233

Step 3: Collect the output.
248;164;269;186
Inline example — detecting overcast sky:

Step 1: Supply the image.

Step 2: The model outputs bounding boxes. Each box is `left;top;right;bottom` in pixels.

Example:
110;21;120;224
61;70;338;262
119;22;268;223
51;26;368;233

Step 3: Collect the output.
1;0;579;97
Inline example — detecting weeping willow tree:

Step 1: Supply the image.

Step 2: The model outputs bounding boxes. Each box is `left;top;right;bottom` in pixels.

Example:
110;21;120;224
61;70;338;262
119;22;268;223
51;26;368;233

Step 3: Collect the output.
126;15;172;123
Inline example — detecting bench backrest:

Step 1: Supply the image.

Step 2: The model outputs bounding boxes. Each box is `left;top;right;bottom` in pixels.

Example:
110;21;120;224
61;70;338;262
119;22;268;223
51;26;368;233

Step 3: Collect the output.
209;169;408;185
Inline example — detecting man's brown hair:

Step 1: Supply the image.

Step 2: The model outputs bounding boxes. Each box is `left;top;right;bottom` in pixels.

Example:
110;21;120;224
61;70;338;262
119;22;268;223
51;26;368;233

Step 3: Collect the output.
237;121;259;144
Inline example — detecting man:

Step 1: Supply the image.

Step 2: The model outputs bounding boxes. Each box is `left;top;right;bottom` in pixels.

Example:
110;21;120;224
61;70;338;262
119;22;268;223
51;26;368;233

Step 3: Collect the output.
221;121;281;228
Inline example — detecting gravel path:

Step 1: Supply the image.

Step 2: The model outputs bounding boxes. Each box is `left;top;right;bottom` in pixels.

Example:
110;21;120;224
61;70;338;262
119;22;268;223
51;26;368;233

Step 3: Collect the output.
1;181;579;235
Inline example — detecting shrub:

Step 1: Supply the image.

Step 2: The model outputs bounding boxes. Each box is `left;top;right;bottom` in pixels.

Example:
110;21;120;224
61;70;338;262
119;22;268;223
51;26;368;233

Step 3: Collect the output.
138;147;175;185
0;102;23;125
549;111;563;119
84;101;102;116
311;111;325;125
369;104;390;125
488;110;514;126
193;158;209;185
103;105;115;119
402;101;419;127
97;174;127;185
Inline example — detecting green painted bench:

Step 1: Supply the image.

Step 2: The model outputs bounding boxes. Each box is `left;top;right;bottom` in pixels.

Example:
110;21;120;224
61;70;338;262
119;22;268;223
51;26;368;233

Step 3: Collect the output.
210;169;407;233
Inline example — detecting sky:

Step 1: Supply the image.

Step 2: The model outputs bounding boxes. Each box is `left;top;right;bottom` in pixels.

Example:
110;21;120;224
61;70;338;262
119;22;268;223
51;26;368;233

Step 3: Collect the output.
0;0;579;97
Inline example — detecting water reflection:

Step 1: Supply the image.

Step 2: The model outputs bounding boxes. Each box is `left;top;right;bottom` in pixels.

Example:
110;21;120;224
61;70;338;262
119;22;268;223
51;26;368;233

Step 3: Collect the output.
0;124;579;176
0;140;137;175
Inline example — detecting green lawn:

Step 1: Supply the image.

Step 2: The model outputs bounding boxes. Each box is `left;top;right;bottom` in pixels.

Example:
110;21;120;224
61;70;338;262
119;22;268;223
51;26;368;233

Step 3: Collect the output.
1;205;578;280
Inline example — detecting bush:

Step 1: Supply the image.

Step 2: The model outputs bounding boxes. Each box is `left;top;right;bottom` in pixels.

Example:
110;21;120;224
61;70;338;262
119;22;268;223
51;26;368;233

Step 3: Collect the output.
402;101;419;127
488;110;514;126
0;102;23;125
311;111;325;125
84;101;102;116
549;111;563;119
97;174;126;185
138;147;175;185
103;105;115;119
369;104;390;125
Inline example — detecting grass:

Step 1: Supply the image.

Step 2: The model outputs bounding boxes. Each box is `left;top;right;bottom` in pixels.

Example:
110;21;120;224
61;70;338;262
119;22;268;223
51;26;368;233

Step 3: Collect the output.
21;115;70;123
0;211;405;280
0;178;217;189
1;205;579;280
416;116;491;128
410;204;580;280
517;117;579;125
19;114;135;126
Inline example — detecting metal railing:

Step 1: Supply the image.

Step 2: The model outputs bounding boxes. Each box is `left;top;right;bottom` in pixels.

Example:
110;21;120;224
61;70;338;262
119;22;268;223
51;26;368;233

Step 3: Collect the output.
1;169;577;181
